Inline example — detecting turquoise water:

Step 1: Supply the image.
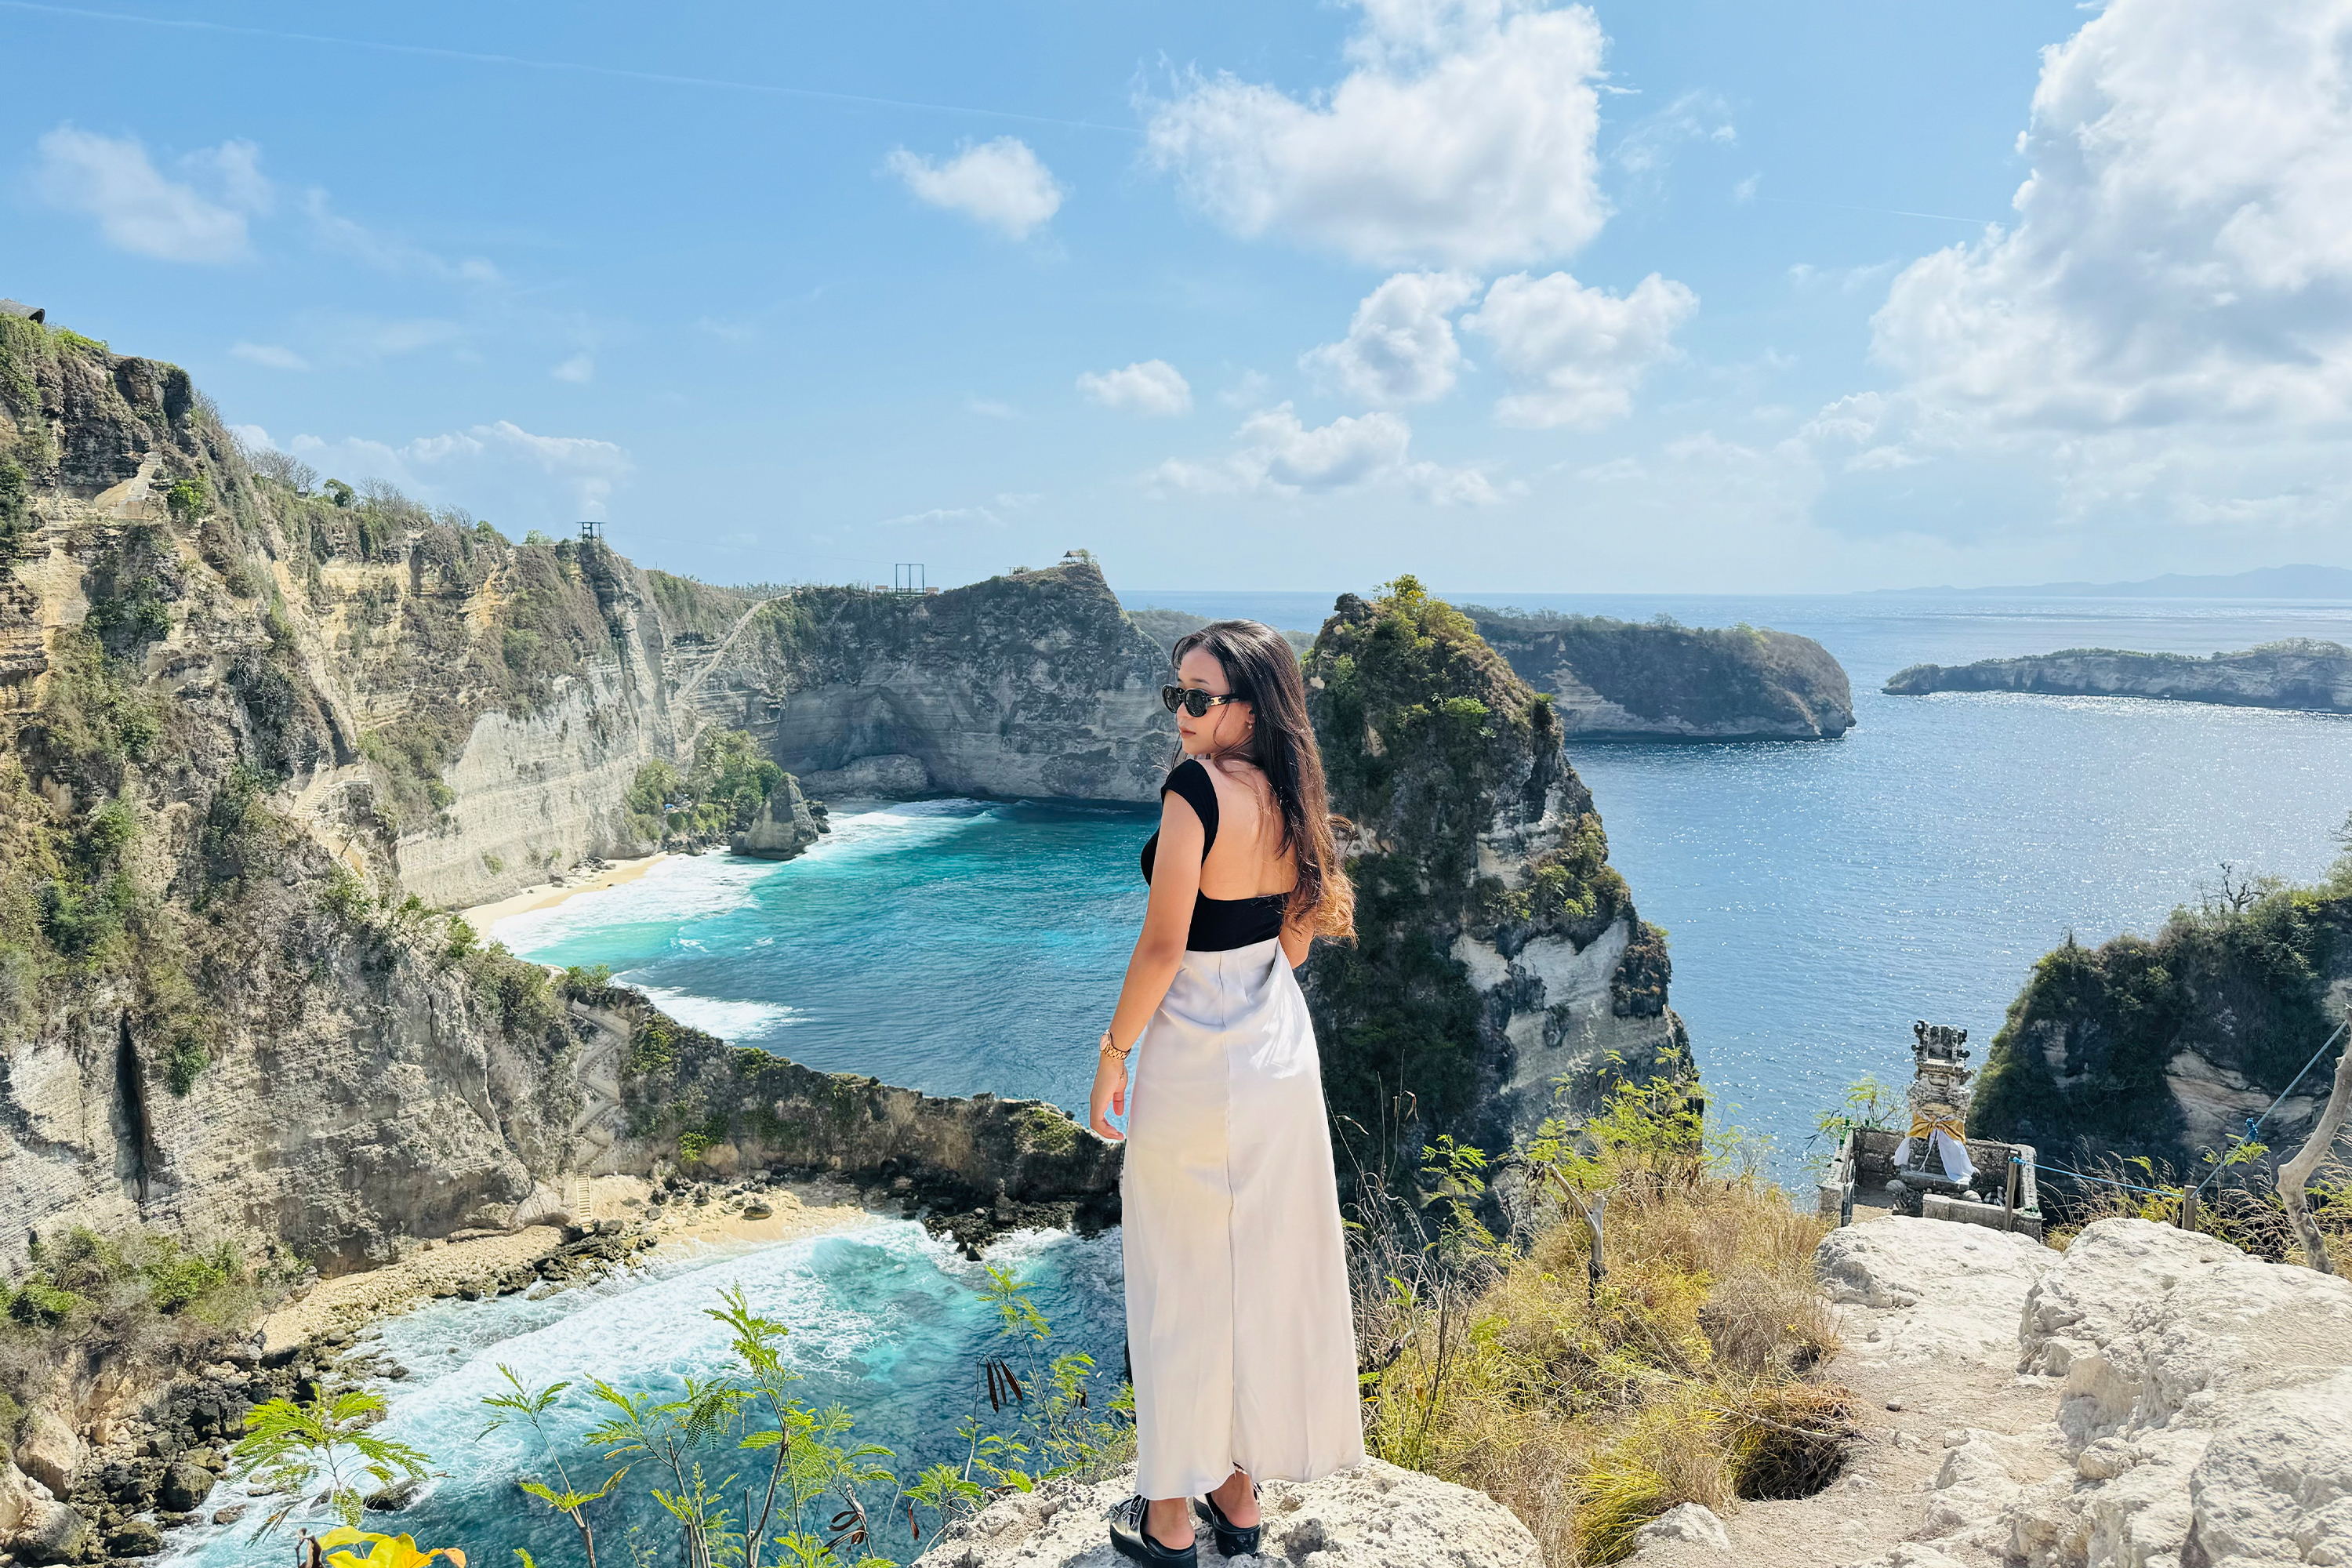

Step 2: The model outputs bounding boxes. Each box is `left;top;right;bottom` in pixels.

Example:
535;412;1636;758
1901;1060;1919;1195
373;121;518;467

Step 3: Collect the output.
494;798;1149;1114
167;593;2348;1565
167;1225;1126;1566
503;593;2352;1164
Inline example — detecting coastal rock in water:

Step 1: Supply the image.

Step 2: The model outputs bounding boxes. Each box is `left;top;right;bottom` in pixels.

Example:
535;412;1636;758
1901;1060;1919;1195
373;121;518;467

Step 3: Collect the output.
1301;583;1691;1163
1883;639;2352;711
729;773;826;859
1470;608;1855;739
912;1458;1540;1568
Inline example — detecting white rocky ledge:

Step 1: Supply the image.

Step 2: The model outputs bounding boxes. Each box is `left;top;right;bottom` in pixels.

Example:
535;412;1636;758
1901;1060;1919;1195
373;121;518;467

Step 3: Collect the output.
911;1457;1540;1568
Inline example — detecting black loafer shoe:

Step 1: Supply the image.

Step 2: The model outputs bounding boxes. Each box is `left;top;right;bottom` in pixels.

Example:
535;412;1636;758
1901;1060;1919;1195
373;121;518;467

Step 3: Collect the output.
1192;1487;1261;1558
1111;1495;1198;1566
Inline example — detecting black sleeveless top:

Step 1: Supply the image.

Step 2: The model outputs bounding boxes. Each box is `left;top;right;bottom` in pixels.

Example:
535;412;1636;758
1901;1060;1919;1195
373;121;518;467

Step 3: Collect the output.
1139;758;1288;951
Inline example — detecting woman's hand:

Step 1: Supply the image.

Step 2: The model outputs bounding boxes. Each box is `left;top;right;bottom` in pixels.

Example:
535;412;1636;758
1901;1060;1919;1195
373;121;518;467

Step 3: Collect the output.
1090;1038;1128;1141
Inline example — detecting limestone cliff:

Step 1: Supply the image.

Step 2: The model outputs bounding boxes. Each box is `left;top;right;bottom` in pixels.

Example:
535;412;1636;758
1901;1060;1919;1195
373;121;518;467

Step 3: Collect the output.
1885;639;2352;711
681;564;1175;803
0;310;1106;1274
1468;608;1855;740
1299;579;1691;1174
1970;882;2352;1184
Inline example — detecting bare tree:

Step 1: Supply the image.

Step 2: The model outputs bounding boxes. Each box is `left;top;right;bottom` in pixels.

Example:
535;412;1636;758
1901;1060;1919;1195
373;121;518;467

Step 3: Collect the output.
2280;1012;2351;1275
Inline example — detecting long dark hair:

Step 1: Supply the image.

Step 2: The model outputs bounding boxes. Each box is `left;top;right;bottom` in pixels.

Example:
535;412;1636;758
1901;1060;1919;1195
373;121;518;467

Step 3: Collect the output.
1170;619;1355;942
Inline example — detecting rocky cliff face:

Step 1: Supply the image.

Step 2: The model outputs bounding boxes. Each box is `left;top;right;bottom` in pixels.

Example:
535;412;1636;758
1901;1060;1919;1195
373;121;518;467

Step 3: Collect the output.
1300;581;1691;1173
682;564;1174;803
1885;639;2352;711
1970;885;2352;1184
0;313;1111;1274
1468;608;1855;740
1817;1217;2352;1568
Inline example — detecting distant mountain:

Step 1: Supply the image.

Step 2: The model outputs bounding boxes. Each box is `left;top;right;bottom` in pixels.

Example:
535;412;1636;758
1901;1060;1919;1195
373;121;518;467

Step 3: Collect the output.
1867;564;2352;599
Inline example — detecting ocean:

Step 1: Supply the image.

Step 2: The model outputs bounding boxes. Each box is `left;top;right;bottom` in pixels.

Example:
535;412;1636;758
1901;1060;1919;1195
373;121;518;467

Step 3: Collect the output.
164;591;2350;1565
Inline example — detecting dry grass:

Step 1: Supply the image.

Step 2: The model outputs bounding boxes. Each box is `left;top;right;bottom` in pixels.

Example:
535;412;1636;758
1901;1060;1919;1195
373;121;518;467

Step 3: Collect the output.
2045;1149;2352;1273
1351;1083;1852;1565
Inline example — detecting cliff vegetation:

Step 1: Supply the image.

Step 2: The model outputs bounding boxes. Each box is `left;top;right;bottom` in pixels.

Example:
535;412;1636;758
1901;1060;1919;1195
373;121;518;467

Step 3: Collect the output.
1972;833;2352;1259
1358;1082;1847;1565
1301;578;1689;1182
1466;608;1854;740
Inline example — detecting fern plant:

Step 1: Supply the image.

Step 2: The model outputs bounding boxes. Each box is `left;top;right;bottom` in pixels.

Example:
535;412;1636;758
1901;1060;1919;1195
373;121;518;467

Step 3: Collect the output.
230;1389;430;1530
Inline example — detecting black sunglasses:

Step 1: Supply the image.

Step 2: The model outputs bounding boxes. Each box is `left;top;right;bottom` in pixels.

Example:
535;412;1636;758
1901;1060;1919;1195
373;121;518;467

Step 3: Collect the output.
1161;684;1248;718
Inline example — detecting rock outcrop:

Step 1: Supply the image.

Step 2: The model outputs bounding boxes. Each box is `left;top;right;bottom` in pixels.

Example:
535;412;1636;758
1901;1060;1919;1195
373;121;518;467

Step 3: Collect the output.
581;985;1118;1247
1810;1217;2352;1568
912;1458;1541;1568
1300;581;1690;1170
728;773;826;859
681;564;1174;803
1468;608;1855;740
1970;893;2352;1185
1884;640;2352;712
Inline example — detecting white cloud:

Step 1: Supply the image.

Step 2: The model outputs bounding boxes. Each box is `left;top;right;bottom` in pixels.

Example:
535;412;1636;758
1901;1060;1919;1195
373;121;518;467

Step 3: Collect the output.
263;419;630;524
1460;270;1697;426
1077;360;1193;416
231;342;308;371
882;505;1004;528
1144;0;1609;267
1612;89;1737;183
966;397;1020;419
1150;401;1498;503
551;354;594;384
885;138;1064;239
32;127;271;263
300;188;499;283
1301;270;1482;404
1870;0;2352;430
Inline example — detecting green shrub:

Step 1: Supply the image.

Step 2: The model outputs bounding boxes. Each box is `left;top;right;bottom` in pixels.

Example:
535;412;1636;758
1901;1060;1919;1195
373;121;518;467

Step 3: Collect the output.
164;1031;209;1096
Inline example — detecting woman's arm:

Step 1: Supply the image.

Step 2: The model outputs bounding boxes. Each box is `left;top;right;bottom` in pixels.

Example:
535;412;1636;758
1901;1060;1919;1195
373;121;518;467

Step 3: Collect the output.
1279;919;1312;970
1088;790;1205;1139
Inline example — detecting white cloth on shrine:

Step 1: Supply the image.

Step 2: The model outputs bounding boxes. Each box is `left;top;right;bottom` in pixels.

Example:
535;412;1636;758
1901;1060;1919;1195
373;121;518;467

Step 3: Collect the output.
1900;1127;1975;1186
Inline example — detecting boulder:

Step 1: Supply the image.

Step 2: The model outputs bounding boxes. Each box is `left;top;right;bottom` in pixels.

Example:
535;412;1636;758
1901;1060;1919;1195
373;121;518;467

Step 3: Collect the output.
2000;1219;2352;1568
365;1476;423;1512
1634;1503;1730;1552
10;1498;93;1565
1815;1217;2051;1367
159;1460;214;1512
13;1412;82;1499
0;1460;33;1539
106;1516;163;1556
913;1459;1539;1568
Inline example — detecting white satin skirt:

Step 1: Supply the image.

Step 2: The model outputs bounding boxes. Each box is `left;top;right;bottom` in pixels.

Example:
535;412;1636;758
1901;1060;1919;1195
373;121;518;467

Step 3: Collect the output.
1120;936;1366;1501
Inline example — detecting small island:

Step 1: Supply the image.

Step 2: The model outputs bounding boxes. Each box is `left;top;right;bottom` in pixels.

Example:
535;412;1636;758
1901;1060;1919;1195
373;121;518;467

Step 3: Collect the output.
1884;638;2352;711
1466;608;1856;740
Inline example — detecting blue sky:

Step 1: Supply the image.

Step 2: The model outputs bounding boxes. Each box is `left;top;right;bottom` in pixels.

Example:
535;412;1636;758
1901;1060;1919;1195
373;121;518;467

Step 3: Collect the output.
6;0;2350;593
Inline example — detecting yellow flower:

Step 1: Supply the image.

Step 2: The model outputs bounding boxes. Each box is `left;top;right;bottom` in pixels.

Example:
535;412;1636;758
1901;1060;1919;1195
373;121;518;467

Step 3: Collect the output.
315;1526;468;1568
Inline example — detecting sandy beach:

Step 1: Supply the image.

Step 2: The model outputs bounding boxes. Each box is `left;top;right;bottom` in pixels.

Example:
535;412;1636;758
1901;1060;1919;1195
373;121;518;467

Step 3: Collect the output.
456;852;671;931
258;1176;878;1352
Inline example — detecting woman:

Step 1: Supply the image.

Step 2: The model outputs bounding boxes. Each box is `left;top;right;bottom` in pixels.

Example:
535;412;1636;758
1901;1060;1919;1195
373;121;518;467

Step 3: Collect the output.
1088;619;1363;1566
